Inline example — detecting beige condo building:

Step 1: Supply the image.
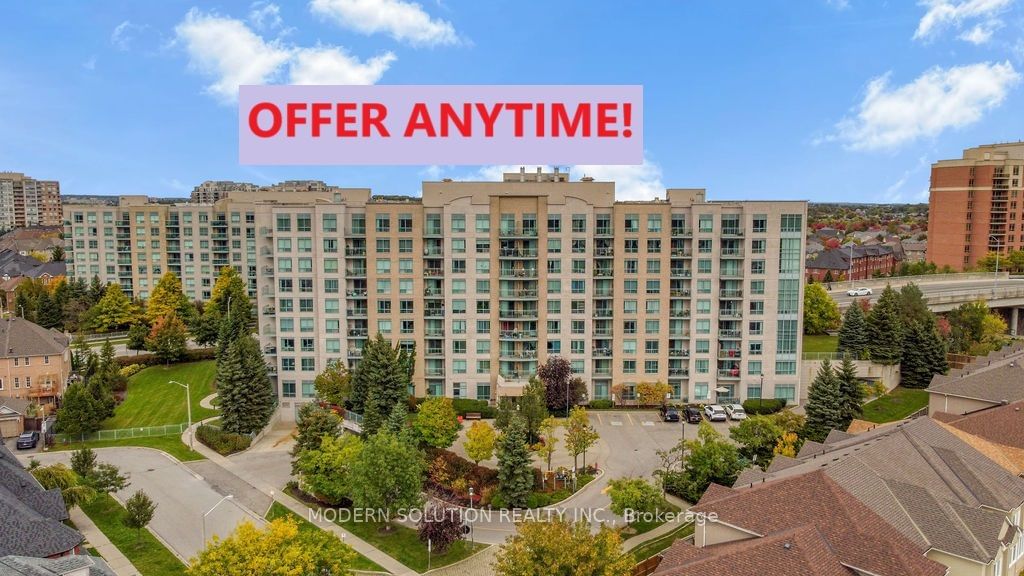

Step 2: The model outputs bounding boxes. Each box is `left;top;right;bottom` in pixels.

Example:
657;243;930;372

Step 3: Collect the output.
0;172;62;230
64;171;806;419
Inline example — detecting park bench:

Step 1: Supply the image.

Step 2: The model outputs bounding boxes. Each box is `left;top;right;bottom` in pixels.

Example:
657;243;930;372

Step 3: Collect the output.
464;412;482;420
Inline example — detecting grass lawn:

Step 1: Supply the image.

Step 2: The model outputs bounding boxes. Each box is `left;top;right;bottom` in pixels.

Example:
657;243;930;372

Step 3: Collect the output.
862;387;929;423
265;502;385;573
49;436;205;462
80;493;186;576
103;361;218;429
629;522;695;563
803;334;839;353
625;499;681;536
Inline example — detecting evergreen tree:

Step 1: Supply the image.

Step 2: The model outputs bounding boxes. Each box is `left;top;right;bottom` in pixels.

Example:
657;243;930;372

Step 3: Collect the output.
897;283;932;327
835;357;864;428
900;319;949;389
14;288;35;322
36;290;63;329
217;335;275;435
290;403;341;474
56;382;104;438
51;280;69;327
866;285;903;365
87;276;105;305
804;360;844;442
350;334;413;435
496;415;534;508
837;302;868;359
127;322;149;352
385;401;414;442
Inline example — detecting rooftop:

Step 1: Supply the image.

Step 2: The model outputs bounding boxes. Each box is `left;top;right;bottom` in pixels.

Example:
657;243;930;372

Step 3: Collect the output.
928;342;1024;405
0;318;70;359
0;445;82;558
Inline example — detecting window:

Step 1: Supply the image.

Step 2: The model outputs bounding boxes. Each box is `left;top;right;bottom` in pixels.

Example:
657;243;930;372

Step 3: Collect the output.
644;360;658;374
322;214;338;232
752;215;767;233
748;360;762;375
698;239;712;254
624;214;639;232
775;385;796;400
623;340;637;354
376;239;391;253
695;383;709;400
647;214;662;232
696;359;709;374
548;238;562;253
398;214;413;232
548;214;561;233
780;214;802;233
276;215;291;232
750;260;765;274
698;215;713;233
297;214;311;232
775;361;797;375
572;214;587;233
451;214;466;233
698;259;712;274
475;214;490;233
623;360;636;374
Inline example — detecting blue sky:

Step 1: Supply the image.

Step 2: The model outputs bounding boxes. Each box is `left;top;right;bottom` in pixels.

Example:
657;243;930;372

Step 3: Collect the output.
2;0;1024;202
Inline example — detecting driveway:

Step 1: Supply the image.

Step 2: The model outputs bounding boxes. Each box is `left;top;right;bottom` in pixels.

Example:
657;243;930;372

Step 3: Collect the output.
23;447;265;562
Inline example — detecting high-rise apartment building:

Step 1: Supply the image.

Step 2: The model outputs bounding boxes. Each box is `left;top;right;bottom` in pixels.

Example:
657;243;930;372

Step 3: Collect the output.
927;143;1024;270
190;179;341;203
0;172;62;230
64;171;806;418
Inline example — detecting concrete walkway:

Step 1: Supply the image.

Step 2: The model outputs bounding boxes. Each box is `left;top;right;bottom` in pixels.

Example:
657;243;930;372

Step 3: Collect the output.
182;421;415;575
422;546;496;576
199;393;217;410
621;494;692;552
69;505;142;576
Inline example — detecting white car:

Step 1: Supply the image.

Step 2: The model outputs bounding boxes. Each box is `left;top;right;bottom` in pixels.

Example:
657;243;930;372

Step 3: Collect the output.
704;404;727;422
725;404;747;421
846;287;873;296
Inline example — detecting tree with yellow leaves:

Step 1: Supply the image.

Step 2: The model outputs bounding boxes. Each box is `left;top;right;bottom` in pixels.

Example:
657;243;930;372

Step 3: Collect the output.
188;518;355;576
773;431;799;458
493;519;634;576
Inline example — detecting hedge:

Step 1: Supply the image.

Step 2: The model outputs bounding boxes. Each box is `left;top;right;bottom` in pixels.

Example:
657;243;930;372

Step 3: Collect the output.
742;398;787;415
587;399;614;409
451;399;496;418
115;347;217;367
195;424;251;455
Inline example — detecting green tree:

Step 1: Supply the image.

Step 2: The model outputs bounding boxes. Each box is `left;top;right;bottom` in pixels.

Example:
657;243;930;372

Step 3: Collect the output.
866;285;903;365
29;463;96;510
728;416;783;468
493;519;634;576
496;416;534;508
85;462;130;494
897;283;932;327
536;416;559;475
804;359;844;442
901;319;949;389
14;284;37;322
313;360;351;407
676;422;743;503
291;403;341;473
837;303;868;359
70;447;97;478
55;382;104;438
122;490;157;542
86;283;141;332
564;406;599;471
187;518;355;576
385;402;413;441
413;397;460;449
146;272;197;326
127;322;149;352
193;267;250;347
350;334;414;435
349;431;424;527
146;312;189;365
36;290;63;329
606;477;662;518
464;420;497;465
835;357;865;427
50;244;65;261
295;434;364;505
518;376;549;444
803;283;841;335
217;335;275;435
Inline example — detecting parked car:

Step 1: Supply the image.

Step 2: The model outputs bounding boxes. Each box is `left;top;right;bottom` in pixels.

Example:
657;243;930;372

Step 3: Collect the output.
704;405;727;422
683;406;702;424
846;287;873;296
725;404;747;421
15;431;39;450
660;405;680;422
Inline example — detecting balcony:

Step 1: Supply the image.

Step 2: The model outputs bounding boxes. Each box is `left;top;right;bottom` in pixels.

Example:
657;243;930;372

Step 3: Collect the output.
669;349;690;357
500;330;538;340
346;309;368;318
262;306;276;315
594;247;614;257
425;348;444;357
671;228;693;237
499;310;539;320
425;369;445;377
263;346;277;355
717;369;741;379
669;368;690;377
593;310;614;318
263;266;275;275
595;227;613;237
424;288;444;298
594;269;614;277
671;249;691;257
670;310;691;318
423;226;443;237
593;348;612;357
592;328;613;336
718;329;742;339
348;349;363;358
670;290;691;298
594;289;614;298
718;349;742;358
720;269;744;279
719;309;743;319
722;228;745;237
499;248;539;258
720;289;743;298
425;308;445;318
345;248;366;257
425;268;444;277
423;247;443;256
346;290;368;298
720;248;744;258
425;329;445;337
499;289;539;298
499;269;538;279
347;329;369;337
499;228;539;238
669;330;690;338
670;270;692;278
346;268;367;277
500;351;538;360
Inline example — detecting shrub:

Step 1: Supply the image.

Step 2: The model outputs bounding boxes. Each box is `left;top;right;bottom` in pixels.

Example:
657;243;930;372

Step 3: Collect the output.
115;347;216;367
423;447;499;501
450;398;497;418
119;364;144;378
742;398;787;415
195;424;251;455
588;399;614;409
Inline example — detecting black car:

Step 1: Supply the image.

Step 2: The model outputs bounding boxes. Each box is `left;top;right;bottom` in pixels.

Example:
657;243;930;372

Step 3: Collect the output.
15;431;39;450
660;405;680;422
683;406;702;424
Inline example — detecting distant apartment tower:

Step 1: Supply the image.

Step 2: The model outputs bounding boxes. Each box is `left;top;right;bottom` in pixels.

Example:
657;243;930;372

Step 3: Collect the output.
0;172;62;230
191;180;343;203
64;171;806;418
927;143;1024;270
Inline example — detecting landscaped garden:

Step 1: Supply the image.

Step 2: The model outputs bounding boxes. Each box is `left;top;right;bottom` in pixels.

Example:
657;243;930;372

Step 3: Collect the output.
49;436;206;462
802;334;839;354
264;502;386;573
80;493;186;576
102;360;218;429
628;521;695;563
861;386;929;423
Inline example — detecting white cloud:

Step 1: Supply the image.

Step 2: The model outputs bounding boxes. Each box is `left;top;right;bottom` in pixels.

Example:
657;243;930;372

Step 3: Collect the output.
826;0;851;10
174;8;394;103
309;0;458;46
913;0;1012;42
289;46;395;84
111;20;148;51
249;1;283;29
828;61;1020;150
958;21;999;43
82;56;97;71
447;158;664;201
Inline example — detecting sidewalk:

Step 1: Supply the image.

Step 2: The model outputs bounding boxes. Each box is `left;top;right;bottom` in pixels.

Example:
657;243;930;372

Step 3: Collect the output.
621;493;691;552
182;422;415;575
70;506;142;576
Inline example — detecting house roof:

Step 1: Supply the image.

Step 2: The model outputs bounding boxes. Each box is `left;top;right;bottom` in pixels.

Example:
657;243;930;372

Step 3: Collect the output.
745;417;1024;564
928;343;1024;406
653;525;854;576
0;318;69;359
0;446;81;558
0;555;115;576
0;398;32;417
935;401;1024;451
805;244;896;271
689;470;946;576
0;251;64;280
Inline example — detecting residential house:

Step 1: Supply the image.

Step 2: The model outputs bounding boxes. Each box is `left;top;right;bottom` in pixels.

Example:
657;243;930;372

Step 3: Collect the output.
0;555;115;576
0;318;71;407
0;249;66;286
927;343;1024;415
734;417;1024;576
904;240;928;263
654;469;947;576
0;445;83;558
0;397;32;438
805;244;899;282
933;401;1024;475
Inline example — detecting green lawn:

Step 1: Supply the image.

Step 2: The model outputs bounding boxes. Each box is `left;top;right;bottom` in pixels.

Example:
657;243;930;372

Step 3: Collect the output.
103;361;218;429
861;387;929;423
265;502;386;573
626;499;681;536
629;522;695;563
80;493;186;576
803;334;839;353
49;436;205;462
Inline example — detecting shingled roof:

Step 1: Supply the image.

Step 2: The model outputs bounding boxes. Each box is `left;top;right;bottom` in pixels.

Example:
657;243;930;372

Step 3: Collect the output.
682;470;947;576
0;446;82;558
0;318;69;360
0;555;115;576
928;343;1024;407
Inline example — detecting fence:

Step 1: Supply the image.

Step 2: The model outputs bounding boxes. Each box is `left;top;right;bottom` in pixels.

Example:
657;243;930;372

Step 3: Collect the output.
632;555;663;576
55;422;187;444
81;331;129;342
801;351;858;361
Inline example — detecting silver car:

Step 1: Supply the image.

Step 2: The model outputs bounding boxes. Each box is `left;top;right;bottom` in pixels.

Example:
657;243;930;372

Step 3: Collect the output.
725;404;747;421
703;404;727;422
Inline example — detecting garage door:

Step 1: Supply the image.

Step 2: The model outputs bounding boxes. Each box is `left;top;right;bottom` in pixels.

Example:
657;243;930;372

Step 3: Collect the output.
0;418;21;439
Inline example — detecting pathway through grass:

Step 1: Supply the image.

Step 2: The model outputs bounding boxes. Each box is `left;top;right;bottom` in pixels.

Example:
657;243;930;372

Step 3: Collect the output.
103;361;218;429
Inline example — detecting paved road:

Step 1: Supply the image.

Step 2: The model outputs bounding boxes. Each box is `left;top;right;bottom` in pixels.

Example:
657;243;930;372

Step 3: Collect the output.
829;277;1024;307
22;447;265;562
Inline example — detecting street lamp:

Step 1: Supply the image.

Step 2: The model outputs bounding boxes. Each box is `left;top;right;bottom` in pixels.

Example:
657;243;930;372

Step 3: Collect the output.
202;494;234;545
990;234;1001;296
170;380;193;450
468;486;474;510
